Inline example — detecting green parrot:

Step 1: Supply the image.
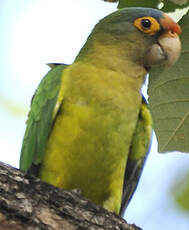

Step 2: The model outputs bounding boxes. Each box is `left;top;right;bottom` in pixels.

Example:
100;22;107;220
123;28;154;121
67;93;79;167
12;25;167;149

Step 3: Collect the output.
20;7;181;215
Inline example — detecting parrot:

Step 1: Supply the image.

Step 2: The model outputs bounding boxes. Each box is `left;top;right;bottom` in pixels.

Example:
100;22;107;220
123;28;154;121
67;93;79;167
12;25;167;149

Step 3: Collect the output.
20;7;181;216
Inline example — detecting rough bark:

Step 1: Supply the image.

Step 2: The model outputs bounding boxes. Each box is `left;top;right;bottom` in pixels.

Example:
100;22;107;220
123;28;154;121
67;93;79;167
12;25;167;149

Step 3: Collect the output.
0;161;141;230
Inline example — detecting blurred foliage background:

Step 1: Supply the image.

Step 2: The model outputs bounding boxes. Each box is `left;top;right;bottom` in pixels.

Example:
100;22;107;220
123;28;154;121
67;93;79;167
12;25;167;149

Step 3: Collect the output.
0;0;189;229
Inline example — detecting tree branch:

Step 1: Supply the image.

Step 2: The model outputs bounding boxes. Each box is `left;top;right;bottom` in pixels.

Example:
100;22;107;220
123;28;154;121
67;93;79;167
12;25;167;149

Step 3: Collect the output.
0;161;141;230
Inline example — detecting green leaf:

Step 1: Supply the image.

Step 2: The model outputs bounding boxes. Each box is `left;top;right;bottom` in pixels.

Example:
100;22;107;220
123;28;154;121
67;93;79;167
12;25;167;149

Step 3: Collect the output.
162;0;189;12
118;0;159;9
148;11;189;153
0;93;27;117
103;0;118;2
173;172;189;212
117;0;189;11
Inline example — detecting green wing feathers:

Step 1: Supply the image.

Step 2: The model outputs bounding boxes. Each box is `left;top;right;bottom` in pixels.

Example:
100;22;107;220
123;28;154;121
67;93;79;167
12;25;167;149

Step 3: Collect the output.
120;96;152;216
20;64;67;174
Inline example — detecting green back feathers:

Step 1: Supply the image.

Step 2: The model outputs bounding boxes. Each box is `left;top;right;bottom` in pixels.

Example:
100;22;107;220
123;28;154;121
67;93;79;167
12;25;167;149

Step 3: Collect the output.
20;64;67;174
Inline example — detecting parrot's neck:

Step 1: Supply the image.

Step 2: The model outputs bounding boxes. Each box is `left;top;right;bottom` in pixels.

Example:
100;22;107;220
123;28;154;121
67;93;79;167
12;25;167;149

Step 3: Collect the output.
75;38;147;81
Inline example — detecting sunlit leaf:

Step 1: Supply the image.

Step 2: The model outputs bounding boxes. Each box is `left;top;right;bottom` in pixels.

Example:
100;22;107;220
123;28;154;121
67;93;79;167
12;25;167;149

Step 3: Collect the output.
0;93;27;117
148;11;189;153
173;172;189;212
162;0;189;12
117;0;188;11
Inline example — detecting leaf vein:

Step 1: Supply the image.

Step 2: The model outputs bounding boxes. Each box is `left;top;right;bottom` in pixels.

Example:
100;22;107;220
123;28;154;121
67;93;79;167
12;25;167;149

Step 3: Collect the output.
151;99;189;109
155;117;181;121
150;77;189;94
183;121;188;152
181;51;189;54
161;110;189;152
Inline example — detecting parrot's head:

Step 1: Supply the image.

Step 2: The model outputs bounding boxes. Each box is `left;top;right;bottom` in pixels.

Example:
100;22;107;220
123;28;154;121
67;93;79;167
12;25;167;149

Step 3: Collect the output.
80;7;181;71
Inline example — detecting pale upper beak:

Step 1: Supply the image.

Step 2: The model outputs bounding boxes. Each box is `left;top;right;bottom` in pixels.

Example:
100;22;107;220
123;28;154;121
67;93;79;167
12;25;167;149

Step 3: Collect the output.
144;14;182;67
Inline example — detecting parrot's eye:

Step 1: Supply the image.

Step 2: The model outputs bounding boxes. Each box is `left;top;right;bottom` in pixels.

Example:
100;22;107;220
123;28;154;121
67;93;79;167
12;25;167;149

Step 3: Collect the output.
134;16;160;35
141;19;151;29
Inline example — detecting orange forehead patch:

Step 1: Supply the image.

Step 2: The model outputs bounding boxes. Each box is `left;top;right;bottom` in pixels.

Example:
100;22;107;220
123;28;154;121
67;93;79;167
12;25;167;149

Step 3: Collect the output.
160;14;181;35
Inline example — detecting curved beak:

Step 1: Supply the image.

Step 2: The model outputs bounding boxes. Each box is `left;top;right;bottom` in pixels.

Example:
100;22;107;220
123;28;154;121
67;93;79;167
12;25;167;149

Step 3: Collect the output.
157;30;181;66
158;13;182;66
144;13;182;68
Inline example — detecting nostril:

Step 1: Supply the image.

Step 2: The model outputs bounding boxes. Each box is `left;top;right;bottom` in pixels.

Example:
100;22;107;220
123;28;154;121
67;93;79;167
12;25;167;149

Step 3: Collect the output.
168;30;177;37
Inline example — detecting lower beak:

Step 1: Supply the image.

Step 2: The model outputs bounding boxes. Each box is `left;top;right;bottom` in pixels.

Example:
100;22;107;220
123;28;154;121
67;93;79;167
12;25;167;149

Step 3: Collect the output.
144;31;181;67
